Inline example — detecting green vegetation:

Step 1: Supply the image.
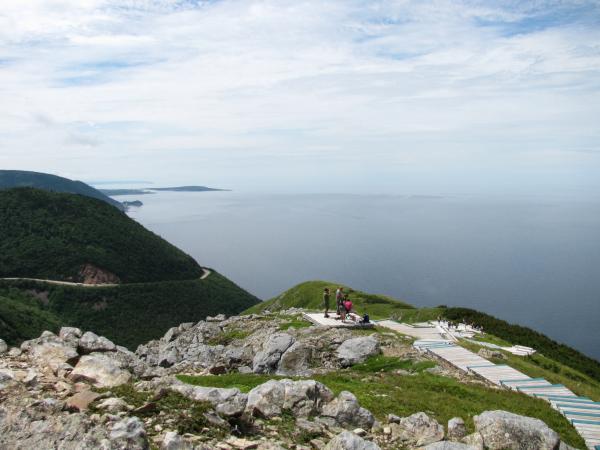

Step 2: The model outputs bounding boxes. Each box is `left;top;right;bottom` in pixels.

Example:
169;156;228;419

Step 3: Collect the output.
244;280;424;320
178;355;585;447
445;307;600;383
0;169;123;210
177;373;285;393
0;288;63;343
92;384;225;438
0;188;203;283
352;355;436;373
278;314;313;331
206;328;252;345
0;272;259;349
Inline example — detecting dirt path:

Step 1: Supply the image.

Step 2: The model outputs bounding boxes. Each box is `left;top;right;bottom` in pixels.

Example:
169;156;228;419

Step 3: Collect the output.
0;267;212;288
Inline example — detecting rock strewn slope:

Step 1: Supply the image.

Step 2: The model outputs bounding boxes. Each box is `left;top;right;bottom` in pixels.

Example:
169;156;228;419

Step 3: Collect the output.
0;311;584;449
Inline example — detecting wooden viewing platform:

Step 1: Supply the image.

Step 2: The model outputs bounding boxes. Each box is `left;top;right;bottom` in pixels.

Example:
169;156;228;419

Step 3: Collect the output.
302;312;375;329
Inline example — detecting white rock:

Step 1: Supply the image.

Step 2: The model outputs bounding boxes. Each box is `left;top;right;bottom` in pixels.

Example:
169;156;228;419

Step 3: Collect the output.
0;338;7;354
252;333;295;374
336;336;380;367
59;327;83;342
162;431;194;450
70;353;132;388
420;443;478;450
171;383;247;417
79;331;116;353
109;416;148;449
324;431;380;450
447;417;467;441
389;412;444;446
321;391;375;429
473;410;560;450
96;397;130;413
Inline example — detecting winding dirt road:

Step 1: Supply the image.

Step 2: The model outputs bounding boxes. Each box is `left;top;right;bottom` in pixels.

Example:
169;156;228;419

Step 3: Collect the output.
0;267;212;288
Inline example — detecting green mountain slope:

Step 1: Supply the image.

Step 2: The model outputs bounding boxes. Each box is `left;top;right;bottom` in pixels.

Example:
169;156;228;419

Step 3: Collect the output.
0;170;123;210
0;273;259;349
0;188;202;283
0;288;63;344
0;188;260;347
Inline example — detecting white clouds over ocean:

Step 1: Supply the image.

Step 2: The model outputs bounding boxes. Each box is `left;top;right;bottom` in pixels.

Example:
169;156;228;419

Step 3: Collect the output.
0;1;599;193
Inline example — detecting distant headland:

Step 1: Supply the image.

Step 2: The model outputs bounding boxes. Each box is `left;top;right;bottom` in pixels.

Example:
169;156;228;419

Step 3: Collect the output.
100;186;229;196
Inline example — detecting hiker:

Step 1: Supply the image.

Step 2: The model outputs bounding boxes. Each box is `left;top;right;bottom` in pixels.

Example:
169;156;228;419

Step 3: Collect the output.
342;297;354;322
335;287;344;316
323;288;330;318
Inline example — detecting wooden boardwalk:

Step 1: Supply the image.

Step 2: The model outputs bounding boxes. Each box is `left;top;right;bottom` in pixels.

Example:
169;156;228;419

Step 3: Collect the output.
410;339;600;449
376;320;454;340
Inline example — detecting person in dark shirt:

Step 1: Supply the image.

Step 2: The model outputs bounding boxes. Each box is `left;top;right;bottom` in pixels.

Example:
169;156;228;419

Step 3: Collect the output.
323;288;331;318
335;287;344;316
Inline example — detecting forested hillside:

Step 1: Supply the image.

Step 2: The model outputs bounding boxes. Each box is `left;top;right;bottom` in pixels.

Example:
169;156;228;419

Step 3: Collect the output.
0;188;202;283
0;170;123;210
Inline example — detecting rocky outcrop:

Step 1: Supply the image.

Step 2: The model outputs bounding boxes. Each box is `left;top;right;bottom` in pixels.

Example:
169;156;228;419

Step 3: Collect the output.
245;379;334;418
0;313;580;450
70;353;132;388
472;410;560;450
79;331;117;353
336;336;380;367
321;391;375;430
78;263;120;284
324;431;381;450
421;443;478;450
135;313;366;377
171;383;248;417
252;333;295;374
389;412;444;446
447;417;467;441
277;341;313;376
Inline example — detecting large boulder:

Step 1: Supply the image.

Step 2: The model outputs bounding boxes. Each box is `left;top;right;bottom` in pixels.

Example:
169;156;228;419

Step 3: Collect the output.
79;331;116;353
252;333;295;374
447;417;467;441
420;443;478;450
320;391;375;430
246;379;334;418
324;431;381;450
70;353;132;388
110;417;149;449
389;412;444;446
59;327;82;344
162;431;194;450
336;336;379;367
0;404;111;449
277;341;313;376
27;339;79;374
171;383;247;417
0;338;8;354
473;410;560;450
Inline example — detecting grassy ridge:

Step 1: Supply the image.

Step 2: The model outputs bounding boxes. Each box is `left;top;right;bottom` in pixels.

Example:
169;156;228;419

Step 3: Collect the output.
445;307;600;383
244;280;443;321
177;358;585;447
0;188;203;283
0;272;260;349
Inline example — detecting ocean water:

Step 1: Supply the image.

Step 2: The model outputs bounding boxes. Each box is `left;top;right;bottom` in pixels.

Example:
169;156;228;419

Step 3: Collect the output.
122;191;600;360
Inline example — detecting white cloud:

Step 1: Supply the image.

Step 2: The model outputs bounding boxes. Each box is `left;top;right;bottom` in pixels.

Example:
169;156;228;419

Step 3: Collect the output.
0;0;598;193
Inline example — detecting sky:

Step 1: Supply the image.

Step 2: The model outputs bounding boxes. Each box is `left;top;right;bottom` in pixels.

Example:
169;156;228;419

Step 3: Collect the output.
0;0;599;195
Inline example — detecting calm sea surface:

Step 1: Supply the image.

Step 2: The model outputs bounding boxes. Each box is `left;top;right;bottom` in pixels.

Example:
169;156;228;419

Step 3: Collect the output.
122;191;600;360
